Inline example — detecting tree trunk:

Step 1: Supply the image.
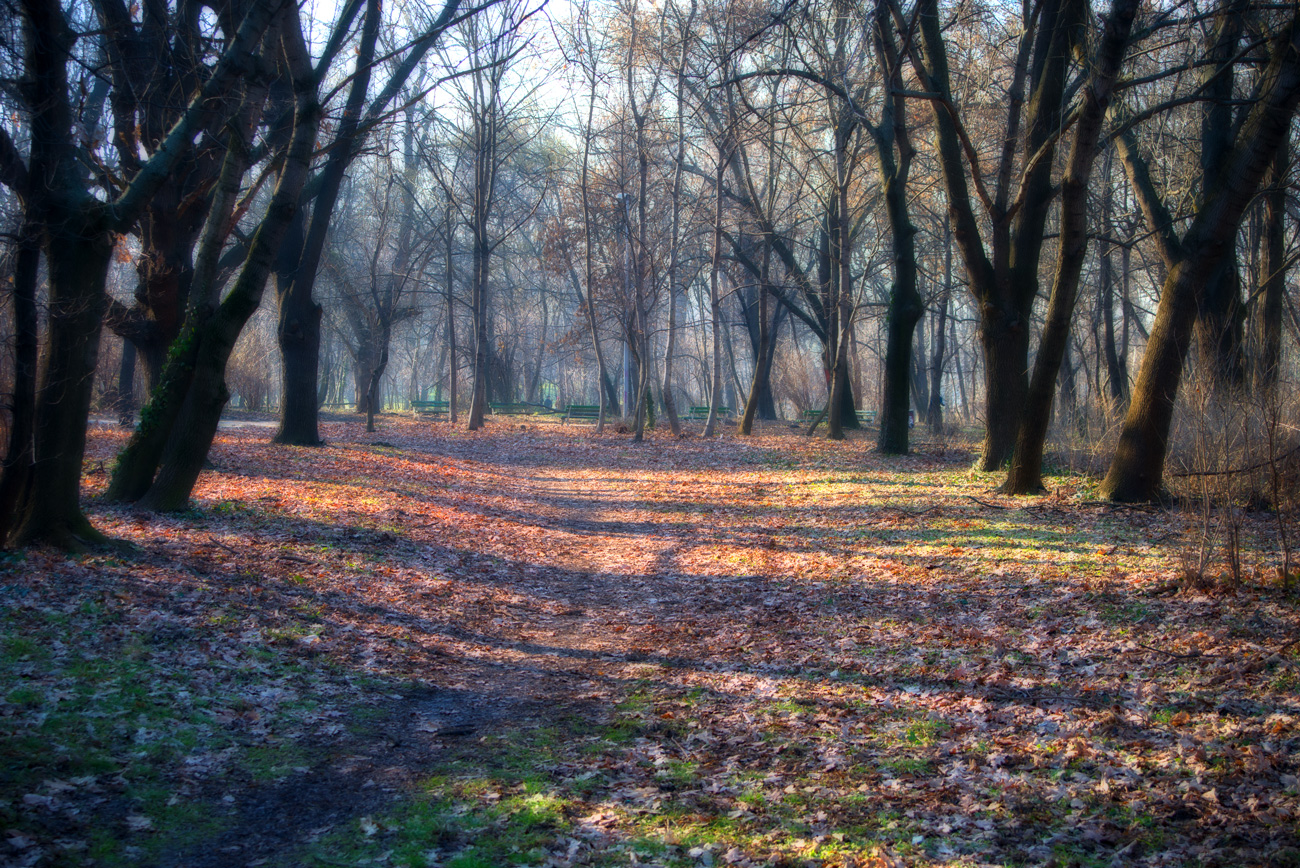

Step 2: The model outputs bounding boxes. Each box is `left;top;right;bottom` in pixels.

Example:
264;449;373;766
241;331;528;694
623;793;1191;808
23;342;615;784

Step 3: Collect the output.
0;218;40;547
14;236;114;548
468;230;490;430
274;207;325;445
7;0;280;546
739;242;771;436
704;151;726;438
445;205;458;423
271;0;379;446
1194;0;1250;389
1253;133;1289;390
874;0;921;454
927;261;950;434
116;340;137;425
977;312;1031;469
105;77;269;505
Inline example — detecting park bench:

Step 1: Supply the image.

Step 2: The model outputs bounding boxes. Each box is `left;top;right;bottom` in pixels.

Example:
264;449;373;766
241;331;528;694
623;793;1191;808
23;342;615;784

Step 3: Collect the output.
410;400;449;417
686;405;729;421
562;404;600;423
798;407;825;425
858;409;877;425
490;402;550;416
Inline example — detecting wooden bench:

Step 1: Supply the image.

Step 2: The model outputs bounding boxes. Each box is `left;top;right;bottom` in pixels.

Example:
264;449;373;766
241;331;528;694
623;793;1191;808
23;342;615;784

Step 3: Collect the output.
686;405;729;421
411;400;449;417
562;404;600;423
857;409;877;426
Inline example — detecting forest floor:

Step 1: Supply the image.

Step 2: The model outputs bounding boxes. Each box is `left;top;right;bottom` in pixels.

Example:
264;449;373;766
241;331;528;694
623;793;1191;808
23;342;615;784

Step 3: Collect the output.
2;417;1299;868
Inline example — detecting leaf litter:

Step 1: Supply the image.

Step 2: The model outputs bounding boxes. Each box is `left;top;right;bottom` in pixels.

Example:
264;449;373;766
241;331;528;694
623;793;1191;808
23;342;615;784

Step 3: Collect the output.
1;417;1297;867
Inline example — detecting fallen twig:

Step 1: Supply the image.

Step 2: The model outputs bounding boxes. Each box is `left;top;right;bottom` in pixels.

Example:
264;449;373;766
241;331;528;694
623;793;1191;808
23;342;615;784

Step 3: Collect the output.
967;496;1011;510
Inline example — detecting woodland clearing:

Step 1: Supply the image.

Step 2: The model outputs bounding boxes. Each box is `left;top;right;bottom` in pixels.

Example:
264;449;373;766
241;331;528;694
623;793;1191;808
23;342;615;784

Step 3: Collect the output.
1;418;1298;868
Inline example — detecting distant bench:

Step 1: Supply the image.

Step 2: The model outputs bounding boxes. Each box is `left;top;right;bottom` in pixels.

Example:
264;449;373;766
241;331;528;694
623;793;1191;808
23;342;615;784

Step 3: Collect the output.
686;405;729;421
562;404;600;423
490;402;554;416
798;407;824;426
796;407;878;426
411;400;449;417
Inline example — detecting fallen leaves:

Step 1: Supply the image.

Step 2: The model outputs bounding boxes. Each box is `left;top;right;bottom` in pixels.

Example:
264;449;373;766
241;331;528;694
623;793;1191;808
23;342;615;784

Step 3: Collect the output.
2;419;1297;865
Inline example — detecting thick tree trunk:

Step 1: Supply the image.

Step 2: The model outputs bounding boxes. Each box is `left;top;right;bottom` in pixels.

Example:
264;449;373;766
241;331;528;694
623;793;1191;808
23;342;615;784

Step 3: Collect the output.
104;319;204;503
913;0;1081;470
106;79;269;504
274;0;381;446
978;312;1031;469
15;237;114;548
273;208;325;445
874;0;921;454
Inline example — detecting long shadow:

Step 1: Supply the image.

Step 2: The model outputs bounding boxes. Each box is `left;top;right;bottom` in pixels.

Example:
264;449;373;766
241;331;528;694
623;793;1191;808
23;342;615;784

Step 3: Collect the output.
83;470;1295;866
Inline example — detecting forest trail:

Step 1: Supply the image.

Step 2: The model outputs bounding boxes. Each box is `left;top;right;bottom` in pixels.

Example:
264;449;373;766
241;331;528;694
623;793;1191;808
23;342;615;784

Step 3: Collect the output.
3;419;1298;868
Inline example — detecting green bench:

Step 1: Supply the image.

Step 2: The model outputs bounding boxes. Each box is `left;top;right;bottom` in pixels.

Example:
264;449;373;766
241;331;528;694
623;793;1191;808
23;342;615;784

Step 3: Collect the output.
562;404;600;423
490;402;551;416
858;409;877;425
411;400;449;417
686;405;729;421
798;407;825;425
